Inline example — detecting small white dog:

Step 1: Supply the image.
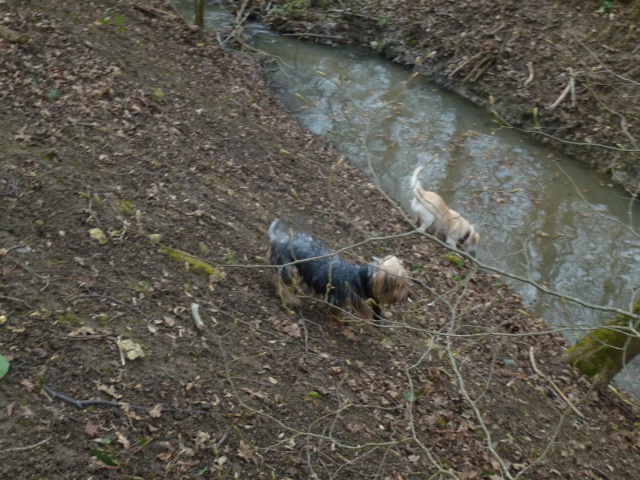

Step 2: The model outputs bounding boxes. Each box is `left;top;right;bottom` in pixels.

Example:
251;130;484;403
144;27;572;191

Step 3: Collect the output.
410;165;480;254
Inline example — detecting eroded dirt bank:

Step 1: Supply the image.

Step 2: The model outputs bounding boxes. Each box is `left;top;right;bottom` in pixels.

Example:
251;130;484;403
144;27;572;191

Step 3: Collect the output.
249;0;640;195
0;0;639;478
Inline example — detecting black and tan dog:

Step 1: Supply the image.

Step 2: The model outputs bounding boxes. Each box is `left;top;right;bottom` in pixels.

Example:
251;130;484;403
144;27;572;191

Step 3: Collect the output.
267;219;410;325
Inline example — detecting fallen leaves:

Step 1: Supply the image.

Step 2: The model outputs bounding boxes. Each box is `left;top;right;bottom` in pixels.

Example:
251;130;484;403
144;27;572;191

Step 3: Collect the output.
89;228;109;245
84;420;101;437
98;384;122;399
149;403;163;418
115;431;130;449
119;339;146;360
0;24;28;42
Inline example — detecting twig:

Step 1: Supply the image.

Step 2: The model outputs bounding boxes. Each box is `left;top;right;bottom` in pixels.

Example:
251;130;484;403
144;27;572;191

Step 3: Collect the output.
529;347;584;418
43;384;121;409
133;4;175;19
70;293;141;314
448;56;472;78
464;54;496;82
235;0;250;24
220;0;251;46
548;69;575;110
282;32;345;41
326;9;380;21
116;335;126;366
0;436;51;454
588;466;612;480
523;61;534;87
435;12;468;28
3;253;49;280
0;295;35;310
191;303;205;331
215;431;230;449
42;384;210;414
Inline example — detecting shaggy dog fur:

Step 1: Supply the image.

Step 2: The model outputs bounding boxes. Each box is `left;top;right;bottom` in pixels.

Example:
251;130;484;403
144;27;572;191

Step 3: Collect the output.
267;219;410;323
410;165;480;254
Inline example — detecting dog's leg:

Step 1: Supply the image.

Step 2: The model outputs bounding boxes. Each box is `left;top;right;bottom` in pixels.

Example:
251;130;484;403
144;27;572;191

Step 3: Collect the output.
328;306;345;330
276;271;302;309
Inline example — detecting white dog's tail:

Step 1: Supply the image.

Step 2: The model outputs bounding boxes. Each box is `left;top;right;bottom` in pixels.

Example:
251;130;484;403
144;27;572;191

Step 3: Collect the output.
410;165;426;195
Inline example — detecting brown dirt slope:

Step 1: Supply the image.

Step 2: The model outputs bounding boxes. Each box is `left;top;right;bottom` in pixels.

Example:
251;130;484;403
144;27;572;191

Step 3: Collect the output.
256;0;640;195
0;1;638;478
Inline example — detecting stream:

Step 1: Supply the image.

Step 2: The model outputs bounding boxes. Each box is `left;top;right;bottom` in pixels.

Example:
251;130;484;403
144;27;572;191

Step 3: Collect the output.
173;1;640;392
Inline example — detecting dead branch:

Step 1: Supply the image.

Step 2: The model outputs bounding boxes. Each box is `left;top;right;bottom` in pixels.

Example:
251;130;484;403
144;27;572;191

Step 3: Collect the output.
2;253;49;281
549;69;576;110
464;54;496;82
191;302;205;330
70;293;141;314
282;32;345;41
448;56;473;78
529;347;584;418
0;294;35;311
523;62;534;87
133;4;175;19
42;384;210;414
0;437;51;454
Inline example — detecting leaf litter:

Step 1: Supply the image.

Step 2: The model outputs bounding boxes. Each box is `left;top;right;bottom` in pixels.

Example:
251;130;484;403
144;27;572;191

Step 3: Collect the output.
0;0;638;479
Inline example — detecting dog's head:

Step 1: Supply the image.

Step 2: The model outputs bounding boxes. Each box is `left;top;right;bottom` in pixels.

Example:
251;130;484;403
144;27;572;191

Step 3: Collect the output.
371;255;411;306
457;226;480;256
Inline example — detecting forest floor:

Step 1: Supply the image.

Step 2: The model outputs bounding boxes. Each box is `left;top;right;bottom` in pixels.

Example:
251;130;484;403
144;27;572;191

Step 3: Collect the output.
0;0;639;478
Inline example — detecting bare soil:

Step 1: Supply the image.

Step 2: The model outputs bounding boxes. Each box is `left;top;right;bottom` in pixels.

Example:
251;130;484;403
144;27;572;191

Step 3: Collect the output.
0;1;638;479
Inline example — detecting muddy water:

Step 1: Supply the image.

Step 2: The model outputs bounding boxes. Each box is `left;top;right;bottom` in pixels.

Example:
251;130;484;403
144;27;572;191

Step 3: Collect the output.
173;2;640;391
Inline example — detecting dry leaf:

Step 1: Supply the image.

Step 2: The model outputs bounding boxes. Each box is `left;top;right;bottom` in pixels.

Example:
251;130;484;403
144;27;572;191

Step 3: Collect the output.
120;339;145;360
194;431;211;450
69;326;96;337
98;384;122;399
116;431;130;449
236;440;255;462
149;403;163;418
283;322;301;338
84;420;101;437
156;449;172;461
20;379;35;392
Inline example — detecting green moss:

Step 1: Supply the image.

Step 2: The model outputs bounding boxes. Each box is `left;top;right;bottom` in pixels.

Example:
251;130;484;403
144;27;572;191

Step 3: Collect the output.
115;199;136;216
77;191;102;206
95;314;109;327
473;428;486;440
55;312;83;325
129;280;152;293
159;246;226;281
564;302;640;379
150;88;165;103
443;254;464;267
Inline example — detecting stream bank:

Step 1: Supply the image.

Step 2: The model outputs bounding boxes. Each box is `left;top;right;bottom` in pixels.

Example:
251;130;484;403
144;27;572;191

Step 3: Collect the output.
241;0;640;195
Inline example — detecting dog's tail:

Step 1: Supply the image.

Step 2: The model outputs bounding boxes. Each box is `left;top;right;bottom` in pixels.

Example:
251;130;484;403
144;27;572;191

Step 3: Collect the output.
268;219;285;242
410;165;426;195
